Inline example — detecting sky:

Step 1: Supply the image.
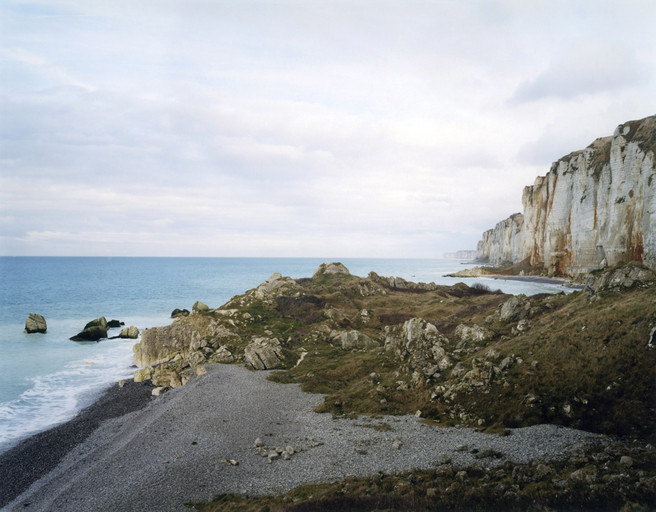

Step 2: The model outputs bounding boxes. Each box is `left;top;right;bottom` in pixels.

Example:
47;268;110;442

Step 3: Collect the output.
1;0;655;258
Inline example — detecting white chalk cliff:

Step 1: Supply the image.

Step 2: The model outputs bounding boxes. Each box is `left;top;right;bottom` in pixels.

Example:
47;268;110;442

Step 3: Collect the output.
477;115;656;276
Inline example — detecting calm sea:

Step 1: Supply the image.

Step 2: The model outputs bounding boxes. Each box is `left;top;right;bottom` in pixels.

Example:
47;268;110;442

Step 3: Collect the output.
0;257;572;453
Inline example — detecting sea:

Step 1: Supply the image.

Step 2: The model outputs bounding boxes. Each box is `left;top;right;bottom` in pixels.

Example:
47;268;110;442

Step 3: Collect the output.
0;257;575;454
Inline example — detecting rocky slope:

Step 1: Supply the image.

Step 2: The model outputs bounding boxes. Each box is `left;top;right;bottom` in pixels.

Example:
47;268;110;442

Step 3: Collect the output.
132;262;656;441
477;115;656;276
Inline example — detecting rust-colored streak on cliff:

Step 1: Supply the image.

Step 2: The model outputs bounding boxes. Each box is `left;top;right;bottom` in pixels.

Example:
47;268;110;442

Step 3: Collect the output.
476;115;656;276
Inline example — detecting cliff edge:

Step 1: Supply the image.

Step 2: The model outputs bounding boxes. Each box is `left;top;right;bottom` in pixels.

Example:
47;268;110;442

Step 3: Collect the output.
477;115;656;276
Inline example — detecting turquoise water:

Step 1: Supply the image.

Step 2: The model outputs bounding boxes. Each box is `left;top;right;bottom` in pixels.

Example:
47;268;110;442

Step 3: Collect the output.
0;257;572;453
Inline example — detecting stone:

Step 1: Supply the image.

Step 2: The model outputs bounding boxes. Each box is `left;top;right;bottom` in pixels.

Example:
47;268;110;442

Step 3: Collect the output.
500;356;514;371
329;329;378;350
244;337;284;370
107;319;123;328
196;366;207;376
171;308;190;318
499;295;530;322
152;387;166;396
437;454;452;465
24;313;47;334
151;366;182;388
384;318;451;376
620;455;634;467
133;367;154;382
70;318;108;342
454;324;493;344
209;345;234;363
192;301;210;313
312;262;350;278
252;273;303;300
254;437;264;448
585;264;656;296
119;326;139;339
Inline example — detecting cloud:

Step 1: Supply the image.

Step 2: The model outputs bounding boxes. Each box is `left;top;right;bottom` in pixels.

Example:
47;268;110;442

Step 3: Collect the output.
511;41;646;104
1;1;656;257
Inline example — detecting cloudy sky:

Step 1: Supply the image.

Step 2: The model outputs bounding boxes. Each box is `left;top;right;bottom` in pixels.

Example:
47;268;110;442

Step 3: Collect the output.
1;0;654;257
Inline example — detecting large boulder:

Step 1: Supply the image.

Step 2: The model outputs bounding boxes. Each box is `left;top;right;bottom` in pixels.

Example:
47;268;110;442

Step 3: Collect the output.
454;324;494;345
119;326;139;339
133;319;205;367
24;313;47;334
313;262;350;278
384;318;452;376
244;337;284;370
499;295;530;322
192;301;210;314
70;317;108;342
107;319;124;328
329;329;378;350
252;273;303;300
585;264;656;296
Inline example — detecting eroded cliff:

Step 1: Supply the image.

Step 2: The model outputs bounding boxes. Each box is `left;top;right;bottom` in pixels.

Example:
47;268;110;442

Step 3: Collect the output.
477;115;656;276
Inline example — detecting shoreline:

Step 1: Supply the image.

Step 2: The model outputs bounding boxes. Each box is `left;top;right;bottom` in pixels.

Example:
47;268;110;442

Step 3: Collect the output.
0;378;154;508
2;364;611;511
483;274;584;289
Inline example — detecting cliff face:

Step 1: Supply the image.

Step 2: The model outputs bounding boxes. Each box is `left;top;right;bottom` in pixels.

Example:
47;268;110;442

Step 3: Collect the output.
477;115;656;276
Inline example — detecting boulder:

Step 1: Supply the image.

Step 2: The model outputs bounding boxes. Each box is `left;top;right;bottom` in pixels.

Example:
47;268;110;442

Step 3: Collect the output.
312;262;350;278
24;313;47;334
134;367;154;382
209;345;235;363
384;318;452;376
107;319;124;328
499;295;530;322
585;264;656;296
329;329;378;350
119;326;139;339
244;337;284;370
171;308;190;318
192;301;210;314
454;324;493;344
252;273;303;300
70;317;108;341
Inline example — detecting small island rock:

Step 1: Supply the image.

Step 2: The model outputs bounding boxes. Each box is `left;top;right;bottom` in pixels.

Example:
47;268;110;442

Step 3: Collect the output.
171;308;190;318
24;313;47;334
71;317;108;342
107;319;124;328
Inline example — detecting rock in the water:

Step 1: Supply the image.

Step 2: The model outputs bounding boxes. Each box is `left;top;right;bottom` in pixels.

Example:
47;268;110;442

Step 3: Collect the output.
107;319;124;328
192;301;210;314
171;308;190;318
70;317;108;341
312;262;350;278
24;313;47;334
244;337;284;370
119;326;139;339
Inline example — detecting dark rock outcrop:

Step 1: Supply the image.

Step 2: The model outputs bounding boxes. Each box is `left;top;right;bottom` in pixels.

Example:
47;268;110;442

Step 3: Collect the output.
70;317;108;342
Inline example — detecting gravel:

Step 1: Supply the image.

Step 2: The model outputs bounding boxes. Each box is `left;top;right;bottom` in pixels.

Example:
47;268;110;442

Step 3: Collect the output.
4;363;607;512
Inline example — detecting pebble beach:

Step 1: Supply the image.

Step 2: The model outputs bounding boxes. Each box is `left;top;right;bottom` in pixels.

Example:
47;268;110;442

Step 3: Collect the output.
1;363;607;511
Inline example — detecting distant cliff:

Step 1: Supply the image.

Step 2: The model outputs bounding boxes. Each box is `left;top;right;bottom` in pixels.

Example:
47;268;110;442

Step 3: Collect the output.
477;115;656;276
443;250;477;259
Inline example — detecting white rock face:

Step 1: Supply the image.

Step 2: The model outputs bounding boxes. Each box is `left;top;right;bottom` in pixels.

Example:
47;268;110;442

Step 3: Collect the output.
477;116;656;276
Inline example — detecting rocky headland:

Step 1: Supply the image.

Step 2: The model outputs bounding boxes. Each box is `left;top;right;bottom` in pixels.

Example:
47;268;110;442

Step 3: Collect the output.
476;115;655;277
3;261;655;511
